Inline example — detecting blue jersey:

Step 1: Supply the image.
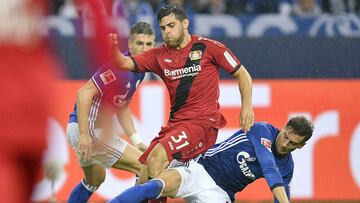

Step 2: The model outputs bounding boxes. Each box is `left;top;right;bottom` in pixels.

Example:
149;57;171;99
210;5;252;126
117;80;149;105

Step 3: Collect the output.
69;51;145;123
197;122;293;202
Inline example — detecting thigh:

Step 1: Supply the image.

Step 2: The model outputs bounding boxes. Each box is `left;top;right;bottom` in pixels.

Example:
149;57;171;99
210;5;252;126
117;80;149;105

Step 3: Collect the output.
68;123;129;168
112;144;142;175
173;161;230;203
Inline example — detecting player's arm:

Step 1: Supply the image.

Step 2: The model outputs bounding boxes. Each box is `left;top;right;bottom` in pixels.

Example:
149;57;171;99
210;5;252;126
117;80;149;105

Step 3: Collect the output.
272;186;290;203
110;33;136;71
116;101;147;152
208;39;254;132
247;127;289;202
233;65;254;132
76;80;101;161
274;164;292;203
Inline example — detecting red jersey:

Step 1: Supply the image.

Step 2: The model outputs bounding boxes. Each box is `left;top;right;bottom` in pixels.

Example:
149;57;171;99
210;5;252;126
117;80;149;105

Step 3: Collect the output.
131;35;241;128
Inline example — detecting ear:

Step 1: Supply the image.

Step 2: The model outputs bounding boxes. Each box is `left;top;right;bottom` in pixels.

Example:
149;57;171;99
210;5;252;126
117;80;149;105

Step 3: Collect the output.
183;19;189;30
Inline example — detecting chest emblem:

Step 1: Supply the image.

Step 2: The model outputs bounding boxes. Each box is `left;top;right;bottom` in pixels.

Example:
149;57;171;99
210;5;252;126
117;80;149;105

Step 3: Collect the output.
189;50;202;61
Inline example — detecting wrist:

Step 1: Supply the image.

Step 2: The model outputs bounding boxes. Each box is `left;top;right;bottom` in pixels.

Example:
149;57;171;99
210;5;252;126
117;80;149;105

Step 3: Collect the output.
129;132;142;146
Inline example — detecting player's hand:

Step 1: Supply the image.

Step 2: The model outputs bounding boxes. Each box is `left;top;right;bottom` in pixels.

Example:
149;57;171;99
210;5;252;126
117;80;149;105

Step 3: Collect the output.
135;142;148;152
77;134;92;161
109;33;119;49
239;104;254;133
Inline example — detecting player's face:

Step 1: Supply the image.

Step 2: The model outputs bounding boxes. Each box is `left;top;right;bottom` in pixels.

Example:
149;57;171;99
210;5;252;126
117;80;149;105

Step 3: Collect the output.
159;14;188;49
275;126;306;155
128;33;155;55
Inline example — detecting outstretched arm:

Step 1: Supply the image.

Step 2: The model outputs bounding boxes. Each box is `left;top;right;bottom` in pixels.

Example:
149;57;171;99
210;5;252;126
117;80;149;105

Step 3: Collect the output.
233;65;254;132
110;33;136;71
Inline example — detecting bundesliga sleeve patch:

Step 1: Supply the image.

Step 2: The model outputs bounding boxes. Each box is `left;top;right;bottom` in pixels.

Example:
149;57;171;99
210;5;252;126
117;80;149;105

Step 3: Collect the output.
100;69;116;85
261;138;272;152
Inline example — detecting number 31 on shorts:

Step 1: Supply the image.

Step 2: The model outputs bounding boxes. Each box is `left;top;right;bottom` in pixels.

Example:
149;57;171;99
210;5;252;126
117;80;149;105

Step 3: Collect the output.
171;131;189;150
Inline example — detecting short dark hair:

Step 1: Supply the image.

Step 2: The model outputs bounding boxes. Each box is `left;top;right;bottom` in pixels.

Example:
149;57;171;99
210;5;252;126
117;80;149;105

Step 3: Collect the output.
130;22;154;36
157;4;188;22
286;116;314;142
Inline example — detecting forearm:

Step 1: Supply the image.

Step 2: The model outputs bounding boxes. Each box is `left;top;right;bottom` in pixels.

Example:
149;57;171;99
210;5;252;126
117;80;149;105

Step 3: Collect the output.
117;104;137;137
272;186;290;203
236;65;252;106
76;91;93;136
76;80;99;136
111;34;135;71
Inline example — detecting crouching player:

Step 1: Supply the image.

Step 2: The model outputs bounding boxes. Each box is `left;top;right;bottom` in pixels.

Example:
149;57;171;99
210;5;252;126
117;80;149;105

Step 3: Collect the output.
108;116;313;203
66;22;155;203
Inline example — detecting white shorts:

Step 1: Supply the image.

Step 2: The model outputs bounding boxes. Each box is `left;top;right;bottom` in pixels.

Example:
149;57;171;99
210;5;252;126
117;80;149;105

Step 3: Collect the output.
66;122;128;168
171;160;231;203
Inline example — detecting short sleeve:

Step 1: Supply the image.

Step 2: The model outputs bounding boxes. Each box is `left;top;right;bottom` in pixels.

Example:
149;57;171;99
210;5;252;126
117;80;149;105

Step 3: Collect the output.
131;47;161;74
247;124;284;189
207;39;242;75
91;64;116;96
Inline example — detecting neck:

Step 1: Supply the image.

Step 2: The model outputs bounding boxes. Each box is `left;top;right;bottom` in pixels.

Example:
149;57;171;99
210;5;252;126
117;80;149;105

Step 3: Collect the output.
176;33;191;50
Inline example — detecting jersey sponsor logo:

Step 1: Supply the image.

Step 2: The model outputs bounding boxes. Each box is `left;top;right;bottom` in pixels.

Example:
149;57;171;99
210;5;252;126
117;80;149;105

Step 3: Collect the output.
189;50;202;61
237;151;256;180
224;51;238;68
261;138;272;152
164;64;202;80
100;69;116;85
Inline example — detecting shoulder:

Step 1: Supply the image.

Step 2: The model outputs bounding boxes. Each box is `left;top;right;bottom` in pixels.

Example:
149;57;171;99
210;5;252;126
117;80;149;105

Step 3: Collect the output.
248;122;278;142
193;35;227;49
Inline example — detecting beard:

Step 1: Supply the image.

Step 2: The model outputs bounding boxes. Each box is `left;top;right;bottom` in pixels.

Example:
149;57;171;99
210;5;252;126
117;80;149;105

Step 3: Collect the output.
164;31;185;49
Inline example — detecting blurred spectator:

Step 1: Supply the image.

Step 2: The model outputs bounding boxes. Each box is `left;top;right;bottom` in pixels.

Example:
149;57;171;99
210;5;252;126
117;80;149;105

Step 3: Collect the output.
250;0;279;14
191;0;210;13
50;0;66;15
226;0;249;15
112;0;154;25
322;0;360;14
292;0;322;17
226;0;279;15
209;0;227;14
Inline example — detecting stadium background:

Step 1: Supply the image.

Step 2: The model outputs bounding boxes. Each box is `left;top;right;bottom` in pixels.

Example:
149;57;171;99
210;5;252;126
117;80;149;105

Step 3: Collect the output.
33;1;360;202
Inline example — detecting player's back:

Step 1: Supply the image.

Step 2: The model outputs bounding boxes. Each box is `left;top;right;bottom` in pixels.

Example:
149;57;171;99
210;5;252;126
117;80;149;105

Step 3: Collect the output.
197;122;293;201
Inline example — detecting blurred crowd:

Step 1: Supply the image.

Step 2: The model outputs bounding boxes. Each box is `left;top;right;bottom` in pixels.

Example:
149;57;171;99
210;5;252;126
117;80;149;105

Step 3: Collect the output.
52;0;360;19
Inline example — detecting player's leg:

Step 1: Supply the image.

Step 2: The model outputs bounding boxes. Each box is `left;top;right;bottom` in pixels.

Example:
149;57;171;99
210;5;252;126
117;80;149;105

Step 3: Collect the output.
146;143;170;179
68;163;106;203
146;123;217;180
171;161;231;203
108;168;181;203
111;143;142;175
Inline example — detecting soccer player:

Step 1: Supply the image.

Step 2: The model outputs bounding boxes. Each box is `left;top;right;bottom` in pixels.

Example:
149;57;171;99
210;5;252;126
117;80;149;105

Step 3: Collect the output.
110;5;254;193
108;116;314;203
0;1;61;203
66;22;155;203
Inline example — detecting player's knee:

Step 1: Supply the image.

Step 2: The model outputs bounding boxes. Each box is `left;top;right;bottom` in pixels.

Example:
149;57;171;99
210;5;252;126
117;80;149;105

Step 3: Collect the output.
85;174;105;187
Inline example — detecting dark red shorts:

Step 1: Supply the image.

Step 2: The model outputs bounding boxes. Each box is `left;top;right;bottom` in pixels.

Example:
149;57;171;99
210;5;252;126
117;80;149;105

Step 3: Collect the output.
139;122;218;164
